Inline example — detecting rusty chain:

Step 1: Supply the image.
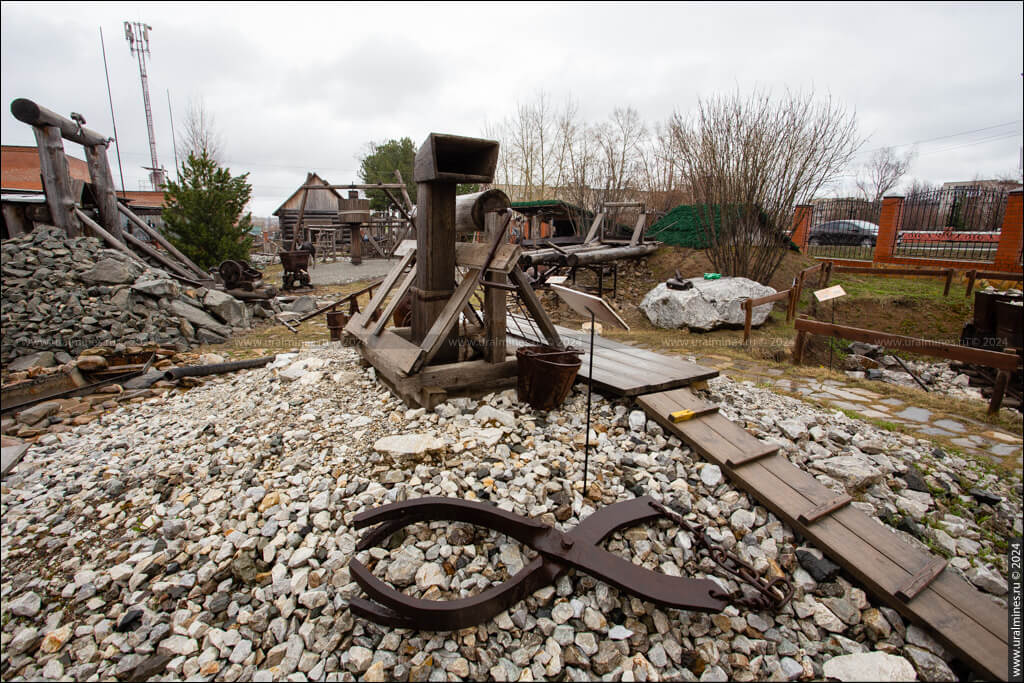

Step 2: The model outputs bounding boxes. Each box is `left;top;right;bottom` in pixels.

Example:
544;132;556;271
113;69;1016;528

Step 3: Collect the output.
648;500;794;612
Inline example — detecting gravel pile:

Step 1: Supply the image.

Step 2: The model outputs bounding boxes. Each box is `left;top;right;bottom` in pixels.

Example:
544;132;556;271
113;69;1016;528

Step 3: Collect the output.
1;345;1017;682
1;226;269;366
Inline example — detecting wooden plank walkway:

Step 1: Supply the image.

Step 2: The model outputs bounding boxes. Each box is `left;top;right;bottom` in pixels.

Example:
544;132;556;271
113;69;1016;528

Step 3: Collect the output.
507;317;718;396
638;387;1009;681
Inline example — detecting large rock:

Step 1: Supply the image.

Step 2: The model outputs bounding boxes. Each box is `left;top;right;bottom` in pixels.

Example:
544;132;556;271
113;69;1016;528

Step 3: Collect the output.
640;278;776;331
131;278;180;298
7;351;56;372
822;652;917;681
166;300;232;338
80;257;141;285
204;289;248;327
373;434;447;460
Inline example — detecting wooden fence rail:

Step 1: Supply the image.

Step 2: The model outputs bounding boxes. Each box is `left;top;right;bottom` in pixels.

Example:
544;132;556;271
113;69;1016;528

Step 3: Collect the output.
820;262;1023;297
792;317;1020;414
742;289;796;344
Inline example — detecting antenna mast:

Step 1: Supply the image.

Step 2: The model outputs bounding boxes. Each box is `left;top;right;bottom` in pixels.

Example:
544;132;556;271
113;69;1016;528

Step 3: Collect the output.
124;21;165;191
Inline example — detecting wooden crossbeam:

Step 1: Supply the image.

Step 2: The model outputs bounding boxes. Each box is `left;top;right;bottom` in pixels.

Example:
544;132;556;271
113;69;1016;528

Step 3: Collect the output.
895;557;948;601
372;266;418;337
797;494;852;524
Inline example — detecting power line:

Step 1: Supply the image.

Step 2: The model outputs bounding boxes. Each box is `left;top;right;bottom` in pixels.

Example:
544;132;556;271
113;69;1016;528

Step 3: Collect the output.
856;120;1020;157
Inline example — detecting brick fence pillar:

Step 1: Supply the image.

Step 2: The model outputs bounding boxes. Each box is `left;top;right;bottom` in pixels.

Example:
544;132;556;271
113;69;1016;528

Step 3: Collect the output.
791;204;812;249
993;190;1023;272
874;195;904;264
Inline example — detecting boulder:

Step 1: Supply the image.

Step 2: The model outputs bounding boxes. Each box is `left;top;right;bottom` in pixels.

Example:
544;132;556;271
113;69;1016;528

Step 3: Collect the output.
640;278;776;331
7;351;56;372
80;257;141;285
131;278;180;298
284;296;317;314
373;434;447;460
75;355;109;372
166;300;232;338
203;289;248;327
822;652;917;681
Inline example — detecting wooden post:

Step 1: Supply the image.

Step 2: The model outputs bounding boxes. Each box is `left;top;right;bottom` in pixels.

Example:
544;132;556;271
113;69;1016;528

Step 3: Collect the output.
965;270;978;297
33;125;80;236
793;329;808;365
819;261;833;288
83;142;123;242
743;299;753;345
412;182;458;363
988;370;1010;415
943;268;954;297
484;212;508;363
291;174;311;250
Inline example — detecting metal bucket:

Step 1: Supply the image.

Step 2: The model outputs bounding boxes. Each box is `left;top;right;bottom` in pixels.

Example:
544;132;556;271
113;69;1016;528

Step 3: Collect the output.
326;311;349;341
516;345;582;411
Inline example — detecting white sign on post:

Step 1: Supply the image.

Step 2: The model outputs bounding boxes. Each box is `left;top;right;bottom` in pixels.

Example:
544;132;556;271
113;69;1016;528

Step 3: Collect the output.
814;285;847;302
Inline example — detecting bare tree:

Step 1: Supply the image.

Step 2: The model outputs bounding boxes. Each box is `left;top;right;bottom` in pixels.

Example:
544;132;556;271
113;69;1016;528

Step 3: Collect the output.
668;89;862;283
855;146;915;201
177;98;223;163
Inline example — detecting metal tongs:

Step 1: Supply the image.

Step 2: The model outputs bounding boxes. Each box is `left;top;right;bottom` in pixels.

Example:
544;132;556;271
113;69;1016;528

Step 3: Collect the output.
347;496;738;630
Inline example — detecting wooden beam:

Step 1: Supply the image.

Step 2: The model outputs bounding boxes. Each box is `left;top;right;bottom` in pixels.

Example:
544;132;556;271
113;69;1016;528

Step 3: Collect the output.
484;211;507;363
895;558;948;601
83;143;122;241
794;318;1021;372
117;203;207;279
455;243;521;273
988;370;1010;415
372;266;418;336
583;212;605;244
347;248;416;331
11;98;109;147
33;125;79;236
74;208;142;264
629;212;646;246
509;266;562;349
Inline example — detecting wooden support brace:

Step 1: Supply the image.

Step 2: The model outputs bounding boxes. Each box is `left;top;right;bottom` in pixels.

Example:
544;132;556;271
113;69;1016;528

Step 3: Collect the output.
895;557;947;601
943;268;954;297
797;494;853;525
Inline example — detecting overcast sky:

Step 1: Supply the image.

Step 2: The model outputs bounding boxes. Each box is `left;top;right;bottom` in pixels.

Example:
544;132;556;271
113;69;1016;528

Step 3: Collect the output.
2;2;1021;216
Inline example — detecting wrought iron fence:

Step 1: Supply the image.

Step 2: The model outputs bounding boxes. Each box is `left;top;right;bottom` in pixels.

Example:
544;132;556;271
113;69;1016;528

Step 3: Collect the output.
894;188;1006;262
805;198;882;261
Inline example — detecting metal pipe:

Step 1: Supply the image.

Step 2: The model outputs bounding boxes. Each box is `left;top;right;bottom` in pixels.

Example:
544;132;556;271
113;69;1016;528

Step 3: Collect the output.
162;356;274;381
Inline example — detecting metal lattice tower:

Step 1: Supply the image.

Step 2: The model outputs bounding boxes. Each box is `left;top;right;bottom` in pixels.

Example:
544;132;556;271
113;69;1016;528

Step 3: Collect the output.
124;21;165;191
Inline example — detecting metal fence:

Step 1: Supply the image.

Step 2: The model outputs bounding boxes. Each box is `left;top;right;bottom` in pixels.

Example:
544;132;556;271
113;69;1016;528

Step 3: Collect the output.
805;199;882;261
893;188;1006;262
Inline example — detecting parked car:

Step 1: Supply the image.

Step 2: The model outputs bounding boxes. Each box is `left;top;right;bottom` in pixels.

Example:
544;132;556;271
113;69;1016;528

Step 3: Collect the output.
807;220;879;247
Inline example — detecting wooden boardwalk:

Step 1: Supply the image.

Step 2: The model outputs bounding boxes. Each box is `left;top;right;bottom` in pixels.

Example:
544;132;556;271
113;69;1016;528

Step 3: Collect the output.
638;387;1009;681
507;317;718;396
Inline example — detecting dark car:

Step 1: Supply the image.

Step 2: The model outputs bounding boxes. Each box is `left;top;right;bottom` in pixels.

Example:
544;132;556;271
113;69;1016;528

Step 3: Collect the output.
807;220;879;247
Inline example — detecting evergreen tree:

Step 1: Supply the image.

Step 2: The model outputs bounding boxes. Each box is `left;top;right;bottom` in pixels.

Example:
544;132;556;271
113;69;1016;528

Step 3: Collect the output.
162;151;254;270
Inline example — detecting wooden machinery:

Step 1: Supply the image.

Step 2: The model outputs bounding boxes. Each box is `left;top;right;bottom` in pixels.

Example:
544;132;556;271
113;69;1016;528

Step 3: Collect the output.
344;133;563;408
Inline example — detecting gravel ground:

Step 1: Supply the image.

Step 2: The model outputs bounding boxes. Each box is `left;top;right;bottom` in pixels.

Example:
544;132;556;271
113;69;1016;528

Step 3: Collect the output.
1;344;1018;682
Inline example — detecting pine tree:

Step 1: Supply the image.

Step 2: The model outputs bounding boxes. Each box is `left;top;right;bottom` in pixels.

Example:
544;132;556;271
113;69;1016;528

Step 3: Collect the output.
162;151;254;270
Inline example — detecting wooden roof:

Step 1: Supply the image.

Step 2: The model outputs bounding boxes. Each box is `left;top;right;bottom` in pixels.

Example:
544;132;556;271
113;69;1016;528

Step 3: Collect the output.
273;172;342;215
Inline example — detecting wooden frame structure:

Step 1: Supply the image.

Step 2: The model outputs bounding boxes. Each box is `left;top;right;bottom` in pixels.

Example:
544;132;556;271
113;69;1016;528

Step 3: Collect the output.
9;98;210;283
345;134;563;408
792;317;1020;414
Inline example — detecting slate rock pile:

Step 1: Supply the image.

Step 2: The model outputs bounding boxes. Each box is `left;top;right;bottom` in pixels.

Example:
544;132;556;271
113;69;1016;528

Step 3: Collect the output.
1;226;268;365
1;345;1014;682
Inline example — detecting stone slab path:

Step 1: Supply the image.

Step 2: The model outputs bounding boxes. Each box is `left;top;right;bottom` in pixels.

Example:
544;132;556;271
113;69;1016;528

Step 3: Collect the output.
695;355;1022;472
